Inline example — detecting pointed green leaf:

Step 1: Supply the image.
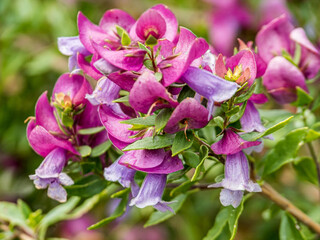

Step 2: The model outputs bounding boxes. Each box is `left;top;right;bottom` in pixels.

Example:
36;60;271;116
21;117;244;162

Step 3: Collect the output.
155;108;172;132
235;82;256;103
293;157;318;185
172;131;194;156
91;141;112;157
280;213;306;240
77;145;92;157
229;101;247;123
191;145;209;182
183;151;200;168
112;95;129;103
77;126;105;135
292;87;313;106
123;135;174;151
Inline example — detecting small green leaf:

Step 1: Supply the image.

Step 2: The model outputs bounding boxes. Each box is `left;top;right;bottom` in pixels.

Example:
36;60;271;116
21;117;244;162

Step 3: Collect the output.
280;212;306;240
235;82;256;103
121;115;156;127
171;131;194;156
226;105;240;117
77;145;92;157
293;43;302;66
91;141;112;157
213;116;224;129
145;34;158;46
17;199;32;219
292;87;313;106
191;145;208;182
155;72;163;81
263;128;308;176
65;175;108;198
177;85;195;102
144;59;154;71
112;95;129;103
88;194;128;230
293;157;318;185
0;202;29;229
123;135;174;151
138;42;151;55
305;129;320;143
229;101;247;123
144;194;188;227
77;126;105;135
121;31;131;46
155;108;172;132
241;116;294;141
183;151;200;168
61;112;74;128
170;180;194;197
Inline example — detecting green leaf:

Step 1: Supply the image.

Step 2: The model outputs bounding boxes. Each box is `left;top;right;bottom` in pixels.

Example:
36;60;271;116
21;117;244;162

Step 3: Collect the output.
144;194;188;227
305;129;320;143
61;112;74;128
0;202;29;229
213;116;224;129
177;85;195;102
88;193;128;230
280;212;306;240
203;196;247;240
17;199;32;219
170;180;195;197
171;131;194;156
229;101;247;123
77;126;105;135
91;141;112;157
155;72;163;81
121;115;156;130
191;145;208;182
293;43;302;66
144;59;154;71
311;94;320;112
65;175;108;198
145;34;158;46
183;151;200;168
263;128;308;176
241;116;294;141
293;157;318;185
292;87;313;106
112;95;129;103
226;105;240;117
138;42;151;55
77;145;92;157
235;82;256;103
123;135;174;151
121;31;131;46
155;108;172;132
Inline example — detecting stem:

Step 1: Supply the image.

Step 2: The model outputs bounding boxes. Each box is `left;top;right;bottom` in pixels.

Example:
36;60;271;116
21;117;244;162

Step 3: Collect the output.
260;182;320;235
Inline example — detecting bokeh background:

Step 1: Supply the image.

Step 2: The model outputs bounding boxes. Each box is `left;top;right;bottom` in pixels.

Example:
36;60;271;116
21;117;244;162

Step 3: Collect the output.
1;0;320;239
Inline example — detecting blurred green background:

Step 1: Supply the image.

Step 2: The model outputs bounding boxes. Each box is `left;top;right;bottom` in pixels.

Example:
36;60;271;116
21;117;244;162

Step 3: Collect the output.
1;0;320;239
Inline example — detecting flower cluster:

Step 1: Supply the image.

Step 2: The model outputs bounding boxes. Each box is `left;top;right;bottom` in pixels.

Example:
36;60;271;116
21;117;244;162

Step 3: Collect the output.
26;4;318;212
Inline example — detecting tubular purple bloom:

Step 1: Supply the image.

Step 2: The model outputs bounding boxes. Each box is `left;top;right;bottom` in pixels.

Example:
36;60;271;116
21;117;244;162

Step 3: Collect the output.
77;53;103;80
86;77;120;106
262;56;308;104
181;67;238;120
164;98;209;134
130;174;174;212
211;129;261;155
129;71;178;114
108;71;137;92
240;101;265;133
219;189;244;208
29;148;73;203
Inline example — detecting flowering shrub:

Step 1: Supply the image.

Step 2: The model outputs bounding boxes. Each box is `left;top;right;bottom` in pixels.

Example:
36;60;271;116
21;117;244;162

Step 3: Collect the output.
1;2;320;240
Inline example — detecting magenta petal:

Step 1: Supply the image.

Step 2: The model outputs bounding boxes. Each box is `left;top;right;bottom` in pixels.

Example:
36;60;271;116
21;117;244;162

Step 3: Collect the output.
249;94;268;104
93;43;146;71
226;49;257;86
28;125;78;157
164;98;209;134
290;28;319;55
256;14;294;63
77;54;103;80
211;129;261;155
129;71;178;114
119;149;183;174
98;105;139;150
108;71;137;91
99;9;135;37
160;27;209;86
135;9;167;40
262;56;307;104
240;101;265;133
77;12;111;54
151;4;178;42
52;73;91;106
35;91;60;133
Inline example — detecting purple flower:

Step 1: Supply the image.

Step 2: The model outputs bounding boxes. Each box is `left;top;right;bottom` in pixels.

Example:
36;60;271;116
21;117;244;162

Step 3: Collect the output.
209;151;261;208
240;100;265;133
262;56;308;104
164;98;210;134
181;67;238;120
129;71;178;114
259;0;292;27
29;148;73;202
211;129;261;155
130;174;174;212
57;36;91;71
86;77;120;106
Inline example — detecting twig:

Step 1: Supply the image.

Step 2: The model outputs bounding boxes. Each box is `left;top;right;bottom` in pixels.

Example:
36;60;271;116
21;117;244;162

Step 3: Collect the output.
260;183;320;235
306;142;320;188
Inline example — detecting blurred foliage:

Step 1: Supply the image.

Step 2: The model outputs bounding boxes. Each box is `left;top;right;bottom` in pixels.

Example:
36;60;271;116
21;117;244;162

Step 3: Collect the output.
1;0;320;239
